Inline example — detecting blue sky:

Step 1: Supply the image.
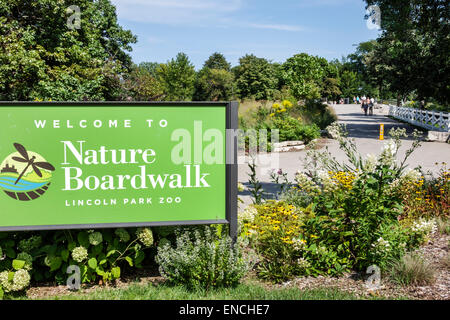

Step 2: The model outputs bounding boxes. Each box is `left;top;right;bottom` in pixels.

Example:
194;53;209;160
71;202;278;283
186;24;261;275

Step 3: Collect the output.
111;0;381;69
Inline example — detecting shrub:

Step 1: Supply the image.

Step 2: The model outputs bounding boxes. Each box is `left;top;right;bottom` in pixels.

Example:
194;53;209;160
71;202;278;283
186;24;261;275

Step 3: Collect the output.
298;101;337;129
271;117;320;143
279;124;427;271
388;253;436;286
0;227;155;297
155;227;248;289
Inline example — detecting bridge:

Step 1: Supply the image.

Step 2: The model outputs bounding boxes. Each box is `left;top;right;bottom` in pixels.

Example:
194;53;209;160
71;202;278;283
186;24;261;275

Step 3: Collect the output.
389;105;450;133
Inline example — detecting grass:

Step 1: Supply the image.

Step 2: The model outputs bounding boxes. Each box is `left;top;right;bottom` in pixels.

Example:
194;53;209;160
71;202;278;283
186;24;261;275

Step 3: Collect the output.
388;253;436;287
436;217;450;235
13;282;389;300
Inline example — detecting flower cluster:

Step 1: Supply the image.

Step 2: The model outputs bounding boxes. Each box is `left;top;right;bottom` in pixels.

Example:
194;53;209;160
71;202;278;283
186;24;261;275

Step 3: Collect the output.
364;154;377;173
250;201;303;242
371;237;391;255
295;172;320;194
115;228;131;242
296;257;311;269
0;269;31;292
292;237;307;251
136;228;154;247
326;122;346;140
88;232;103;246
239;205;257;224
330;171;356;190
72;246;88;263
410;219;437;235
269;100;294;117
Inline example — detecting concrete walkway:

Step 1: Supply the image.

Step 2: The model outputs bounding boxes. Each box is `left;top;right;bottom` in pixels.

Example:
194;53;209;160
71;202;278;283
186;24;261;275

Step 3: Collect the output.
238;104;450;206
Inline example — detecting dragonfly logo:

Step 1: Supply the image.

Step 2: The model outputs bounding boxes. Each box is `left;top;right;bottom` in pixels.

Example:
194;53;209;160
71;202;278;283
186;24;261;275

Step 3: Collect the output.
0;143;55;201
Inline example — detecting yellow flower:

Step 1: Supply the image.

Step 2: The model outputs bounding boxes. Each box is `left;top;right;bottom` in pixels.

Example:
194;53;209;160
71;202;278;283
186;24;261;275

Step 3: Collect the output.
272;103;280;109
269;113;275;117
282;100;293;108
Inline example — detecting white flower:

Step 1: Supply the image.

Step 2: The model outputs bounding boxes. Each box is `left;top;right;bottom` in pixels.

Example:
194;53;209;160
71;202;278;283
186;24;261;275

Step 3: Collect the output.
239;206;257;224
372;237;391;255
296;258;311;269
364;154;378;172
292;238;307;251
136;228;154;247
0;269;31;292
11;269;30;291
411;219;436;235
401;168;422;183
88;232;103;246
72;246;88;263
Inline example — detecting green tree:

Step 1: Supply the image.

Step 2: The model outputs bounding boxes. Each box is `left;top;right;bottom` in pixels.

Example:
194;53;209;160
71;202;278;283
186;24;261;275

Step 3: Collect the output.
156;53;196;101
364;0;450;105
122;64;164;101
281;53;327;100
339;71;360;98
203;52;231;71
233;54;278;100
193;68;234;101
138;62;160;77
0;0;136;101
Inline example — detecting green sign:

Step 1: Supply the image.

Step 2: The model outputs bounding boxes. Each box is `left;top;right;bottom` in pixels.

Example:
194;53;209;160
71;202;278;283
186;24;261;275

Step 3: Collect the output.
0;102;237;231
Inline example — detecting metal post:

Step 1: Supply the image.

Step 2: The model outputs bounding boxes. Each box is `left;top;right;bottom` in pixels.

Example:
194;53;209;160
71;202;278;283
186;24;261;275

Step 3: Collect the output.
226;101;239;243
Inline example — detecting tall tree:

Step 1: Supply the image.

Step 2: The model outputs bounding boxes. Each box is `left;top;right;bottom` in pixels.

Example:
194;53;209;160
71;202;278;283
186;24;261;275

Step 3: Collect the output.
0;0;136;101
233;54;278;100
364;0;450;104
203;52;231;71
156;53;196;101
193;68;234;101
281;53;327;100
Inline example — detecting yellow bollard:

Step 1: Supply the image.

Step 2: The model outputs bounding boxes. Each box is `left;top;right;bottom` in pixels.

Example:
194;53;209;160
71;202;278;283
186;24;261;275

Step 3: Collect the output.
379;124;384;140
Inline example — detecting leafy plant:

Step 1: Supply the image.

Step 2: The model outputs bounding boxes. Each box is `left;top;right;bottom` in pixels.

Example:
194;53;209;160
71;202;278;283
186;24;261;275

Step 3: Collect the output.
155;226;248;289
0;227;155;297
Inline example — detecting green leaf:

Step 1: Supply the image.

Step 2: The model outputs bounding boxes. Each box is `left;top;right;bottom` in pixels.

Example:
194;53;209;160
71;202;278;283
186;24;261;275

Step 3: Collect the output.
111;266;121;279
88;258;98;270
49;257;62;272
99;259;107;265
0;288;4;300
61;249;70;262
106;250;118;257
5;248;15;258
12;259;25;270
124;256;133;267
77;232;90;248
95;267;105;276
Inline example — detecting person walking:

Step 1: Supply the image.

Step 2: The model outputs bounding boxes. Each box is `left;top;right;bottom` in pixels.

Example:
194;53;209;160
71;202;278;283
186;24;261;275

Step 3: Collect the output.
356;96;360;104
361;99;369;116
368;98;373;116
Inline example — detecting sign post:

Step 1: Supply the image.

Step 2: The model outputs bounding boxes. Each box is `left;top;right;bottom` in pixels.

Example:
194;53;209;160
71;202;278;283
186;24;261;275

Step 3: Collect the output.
0;102;238;239
379;123;384;140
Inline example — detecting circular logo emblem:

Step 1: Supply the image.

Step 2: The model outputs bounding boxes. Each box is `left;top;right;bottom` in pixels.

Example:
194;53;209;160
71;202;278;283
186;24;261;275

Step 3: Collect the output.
0;143;55;201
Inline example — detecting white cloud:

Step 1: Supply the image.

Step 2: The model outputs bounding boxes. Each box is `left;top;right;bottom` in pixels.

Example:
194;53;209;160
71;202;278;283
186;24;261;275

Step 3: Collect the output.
247;23;304;32
111;0;242;25
111;0;304;32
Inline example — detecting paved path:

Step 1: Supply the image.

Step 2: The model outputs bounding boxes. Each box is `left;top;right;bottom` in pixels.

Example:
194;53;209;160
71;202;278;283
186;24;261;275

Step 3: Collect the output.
238;104;450;206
